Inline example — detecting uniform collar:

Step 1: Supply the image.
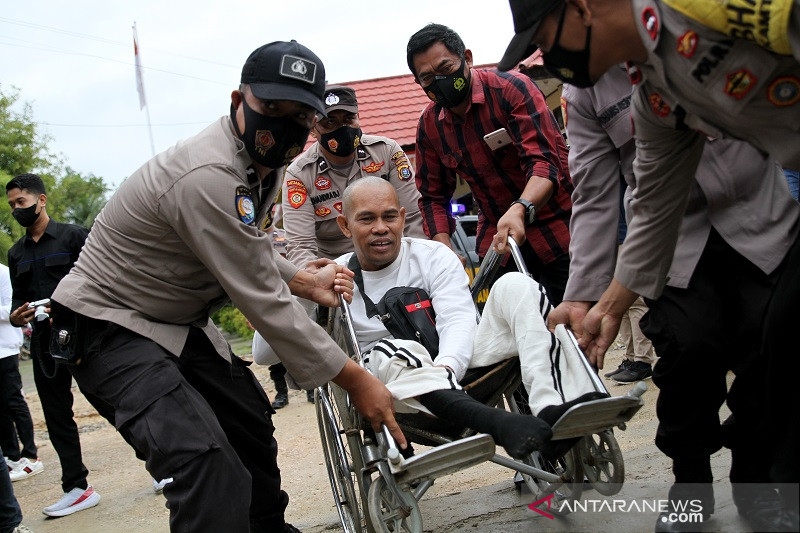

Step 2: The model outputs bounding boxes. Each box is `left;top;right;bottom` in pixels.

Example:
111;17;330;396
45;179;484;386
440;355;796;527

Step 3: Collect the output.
316;143;369;174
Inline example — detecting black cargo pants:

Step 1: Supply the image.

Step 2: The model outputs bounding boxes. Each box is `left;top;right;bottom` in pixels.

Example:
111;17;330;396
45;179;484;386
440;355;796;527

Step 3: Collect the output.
68;322;286;532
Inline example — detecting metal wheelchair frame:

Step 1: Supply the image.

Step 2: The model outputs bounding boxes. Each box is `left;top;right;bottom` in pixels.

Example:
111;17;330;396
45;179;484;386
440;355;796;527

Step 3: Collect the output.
315;239;647;532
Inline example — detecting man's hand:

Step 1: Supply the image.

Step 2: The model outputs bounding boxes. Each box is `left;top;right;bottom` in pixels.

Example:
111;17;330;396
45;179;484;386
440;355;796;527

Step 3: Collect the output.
579;280;639;368
547;301;592;336
493;204;525;255
332;359;407;449
310;263;355;306
289;263;355;306
303;258;336;274
9;303;33;327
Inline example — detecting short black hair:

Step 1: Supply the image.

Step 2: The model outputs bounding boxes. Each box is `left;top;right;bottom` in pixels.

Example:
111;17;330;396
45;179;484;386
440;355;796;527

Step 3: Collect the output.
6;173;46;196
406;23;466;77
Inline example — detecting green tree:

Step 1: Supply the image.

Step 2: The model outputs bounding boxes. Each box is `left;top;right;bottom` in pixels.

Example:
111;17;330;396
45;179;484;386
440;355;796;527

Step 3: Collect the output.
0;85;111;263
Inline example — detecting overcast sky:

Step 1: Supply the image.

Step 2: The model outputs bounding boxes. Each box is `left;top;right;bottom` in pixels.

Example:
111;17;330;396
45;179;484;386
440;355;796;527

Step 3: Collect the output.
1;1;514;190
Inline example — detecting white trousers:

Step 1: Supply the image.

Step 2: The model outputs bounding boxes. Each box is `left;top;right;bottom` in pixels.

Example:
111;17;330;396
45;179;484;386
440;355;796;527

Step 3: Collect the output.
366;272;596;415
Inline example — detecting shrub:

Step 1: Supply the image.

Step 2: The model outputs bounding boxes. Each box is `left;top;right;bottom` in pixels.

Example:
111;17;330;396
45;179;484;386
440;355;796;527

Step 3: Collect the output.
211;305;254;340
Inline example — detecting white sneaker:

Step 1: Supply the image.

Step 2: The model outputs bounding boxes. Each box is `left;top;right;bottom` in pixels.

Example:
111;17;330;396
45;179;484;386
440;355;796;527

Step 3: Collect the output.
9;458;43;481
152;477;173;494
13;525;34;533
5;456;19;472
42;485;101;517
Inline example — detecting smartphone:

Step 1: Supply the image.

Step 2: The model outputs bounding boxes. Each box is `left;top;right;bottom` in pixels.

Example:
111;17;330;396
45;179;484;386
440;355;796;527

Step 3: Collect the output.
483;128;513;151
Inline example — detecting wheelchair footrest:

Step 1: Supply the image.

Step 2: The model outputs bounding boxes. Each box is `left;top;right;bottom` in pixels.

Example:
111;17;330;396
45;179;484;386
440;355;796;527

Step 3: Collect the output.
390;434;496;484
550;395;645;440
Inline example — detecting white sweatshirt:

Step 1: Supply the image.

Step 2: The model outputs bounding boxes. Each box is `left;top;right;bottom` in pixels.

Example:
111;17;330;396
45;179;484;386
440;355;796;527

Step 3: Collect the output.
336;238;477;380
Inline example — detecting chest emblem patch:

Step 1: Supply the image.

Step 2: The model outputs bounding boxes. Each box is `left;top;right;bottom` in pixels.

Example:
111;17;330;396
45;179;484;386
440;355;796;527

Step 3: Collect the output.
315;206;331;217
676;30;698;58
315;176;332;190
235;186;255;225
334;201;343;213
362;161;385;173
767;76;800;107
649;92;671;117
724;69;757;100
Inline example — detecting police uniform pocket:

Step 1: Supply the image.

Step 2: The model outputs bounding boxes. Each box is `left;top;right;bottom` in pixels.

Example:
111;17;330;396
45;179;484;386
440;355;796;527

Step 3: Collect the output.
116;368;221;479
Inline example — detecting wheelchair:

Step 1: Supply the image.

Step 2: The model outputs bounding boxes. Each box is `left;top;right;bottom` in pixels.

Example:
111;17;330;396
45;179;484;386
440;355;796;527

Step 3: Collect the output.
314;239;647;532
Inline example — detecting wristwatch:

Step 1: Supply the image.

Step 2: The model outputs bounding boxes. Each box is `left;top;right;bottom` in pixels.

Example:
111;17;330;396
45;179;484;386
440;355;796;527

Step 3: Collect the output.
511;198;536;226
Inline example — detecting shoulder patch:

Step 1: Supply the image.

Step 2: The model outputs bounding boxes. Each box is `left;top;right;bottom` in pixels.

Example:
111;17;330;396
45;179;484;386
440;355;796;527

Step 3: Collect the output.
397;164;412;181
766;76;800;107
285;179;307;191
235;186;255;225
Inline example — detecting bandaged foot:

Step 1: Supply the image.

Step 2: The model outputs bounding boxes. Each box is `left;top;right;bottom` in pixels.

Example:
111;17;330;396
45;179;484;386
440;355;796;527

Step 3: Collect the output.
537;391;609;460
419;389;553;459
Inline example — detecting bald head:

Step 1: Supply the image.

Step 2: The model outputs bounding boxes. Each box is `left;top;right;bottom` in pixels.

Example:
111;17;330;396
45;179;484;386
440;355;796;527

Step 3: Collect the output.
337;176;406;271
341;176;399;218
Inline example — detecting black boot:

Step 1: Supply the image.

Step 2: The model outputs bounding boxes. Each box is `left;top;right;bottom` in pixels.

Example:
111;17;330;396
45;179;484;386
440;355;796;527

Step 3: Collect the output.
271;370;289;410
419;389;552;459
654;457;714;532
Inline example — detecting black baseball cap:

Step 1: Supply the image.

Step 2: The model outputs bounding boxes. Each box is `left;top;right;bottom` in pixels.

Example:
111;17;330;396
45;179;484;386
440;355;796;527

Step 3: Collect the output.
498;0;564;71
241;40;327;115
322;85;359;115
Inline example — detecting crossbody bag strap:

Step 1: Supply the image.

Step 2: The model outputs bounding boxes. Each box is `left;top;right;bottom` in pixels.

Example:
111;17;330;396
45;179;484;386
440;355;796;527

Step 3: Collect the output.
347;254;380;319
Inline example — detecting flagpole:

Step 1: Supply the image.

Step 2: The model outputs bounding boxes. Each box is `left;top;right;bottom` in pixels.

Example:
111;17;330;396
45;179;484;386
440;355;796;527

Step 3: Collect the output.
133;22;156;157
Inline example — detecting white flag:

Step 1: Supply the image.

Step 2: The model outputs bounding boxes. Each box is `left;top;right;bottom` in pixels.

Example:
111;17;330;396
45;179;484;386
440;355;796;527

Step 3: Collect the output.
133;23;146;110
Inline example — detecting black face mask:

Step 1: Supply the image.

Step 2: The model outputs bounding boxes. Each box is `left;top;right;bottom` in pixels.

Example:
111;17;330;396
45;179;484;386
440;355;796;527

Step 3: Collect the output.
542;5;594;88
319;125;362;157
12;203;40;227
422;58;472;109
231;97;311;168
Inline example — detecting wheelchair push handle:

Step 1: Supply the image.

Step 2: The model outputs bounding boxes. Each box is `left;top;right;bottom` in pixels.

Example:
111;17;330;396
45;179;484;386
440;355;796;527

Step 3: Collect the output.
470;236;530;298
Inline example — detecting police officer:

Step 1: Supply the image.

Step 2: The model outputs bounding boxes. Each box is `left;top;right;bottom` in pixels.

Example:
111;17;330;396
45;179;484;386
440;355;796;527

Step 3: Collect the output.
499;0;800;524
550;65;799;531
49;41;404;533
283;84;425;269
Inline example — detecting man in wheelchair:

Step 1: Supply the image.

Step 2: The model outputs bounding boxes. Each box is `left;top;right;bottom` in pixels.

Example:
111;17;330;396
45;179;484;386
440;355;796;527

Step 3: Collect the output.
332;176;607;459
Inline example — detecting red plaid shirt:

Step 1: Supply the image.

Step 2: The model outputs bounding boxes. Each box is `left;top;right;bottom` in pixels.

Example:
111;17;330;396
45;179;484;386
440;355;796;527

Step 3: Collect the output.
415;68;572;263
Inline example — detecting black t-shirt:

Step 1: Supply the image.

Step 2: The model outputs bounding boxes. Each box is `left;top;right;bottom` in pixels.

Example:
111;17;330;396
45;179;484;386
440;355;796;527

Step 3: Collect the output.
7;219;89;313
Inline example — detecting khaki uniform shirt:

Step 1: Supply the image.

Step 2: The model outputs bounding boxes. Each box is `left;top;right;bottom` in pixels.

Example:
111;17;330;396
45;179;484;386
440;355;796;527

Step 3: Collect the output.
614;0;800;297
283;134;425;267
563;67;800;300
53;116;348;389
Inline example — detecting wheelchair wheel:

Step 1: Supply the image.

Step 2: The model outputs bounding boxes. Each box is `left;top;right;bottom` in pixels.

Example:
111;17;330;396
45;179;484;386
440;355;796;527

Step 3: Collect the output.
579;429;624;496
367;476;423;533
316;386;364;533
505;386;583;514
524;448;584;516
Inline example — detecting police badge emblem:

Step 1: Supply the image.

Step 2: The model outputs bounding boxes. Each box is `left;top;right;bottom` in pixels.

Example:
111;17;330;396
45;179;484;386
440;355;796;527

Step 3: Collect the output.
235;186;255;225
